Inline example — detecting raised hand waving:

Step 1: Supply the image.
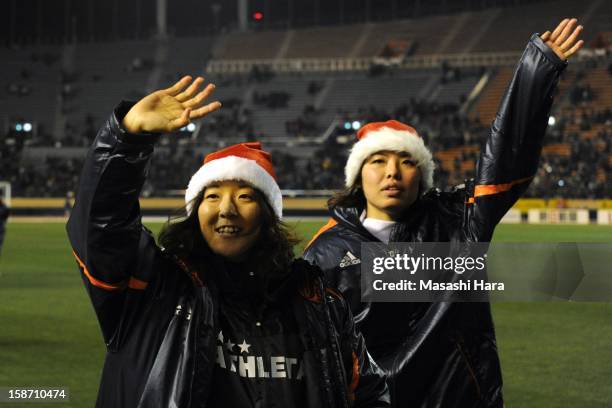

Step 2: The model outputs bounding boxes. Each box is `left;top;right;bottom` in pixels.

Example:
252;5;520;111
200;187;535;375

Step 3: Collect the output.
122;76;222;134
541;18;584;60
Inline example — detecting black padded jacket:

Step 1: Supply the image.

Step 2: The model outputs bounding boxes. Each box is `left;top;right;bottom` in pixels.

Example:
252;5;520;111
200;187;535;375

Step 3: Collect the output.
303;34;567;408
66;103;390;408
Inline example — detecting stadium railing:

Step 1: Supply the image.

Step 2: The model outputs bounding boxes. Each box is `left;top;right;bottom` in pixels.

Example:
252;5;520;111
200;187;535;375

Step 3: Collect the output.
205;52;523;74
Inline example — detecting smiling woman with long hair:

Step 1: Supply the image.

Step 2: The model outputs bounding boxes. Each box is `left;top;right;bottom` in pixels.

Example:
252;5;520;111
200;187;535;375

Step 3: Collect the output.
66;77;389;408
158;180;299;299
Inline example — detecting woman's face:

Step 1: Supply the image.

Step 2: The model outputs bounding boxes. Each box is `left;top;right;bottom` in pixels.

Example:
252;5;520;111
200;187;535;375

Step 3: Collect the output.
198;180;263;262
360;151;421;221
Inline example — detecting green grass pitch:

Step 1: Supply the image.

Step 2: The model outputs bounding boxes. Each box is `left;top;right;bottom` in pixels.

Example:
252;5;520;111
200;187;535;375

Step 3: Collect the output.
0;222;611;407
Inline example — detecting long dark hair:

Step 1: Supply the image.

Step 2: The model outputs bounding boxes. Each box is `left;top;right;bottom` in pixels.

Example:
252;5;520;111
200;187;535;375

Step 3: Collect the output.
158;187;300;285
327;174;366;210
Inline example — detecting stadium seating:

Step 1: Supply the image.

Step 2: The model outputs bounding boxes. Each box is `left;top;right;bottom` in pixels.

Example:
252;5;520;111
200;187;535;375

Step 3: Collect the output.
213;30;286;60
1;0;610;198
0;45;62;138
470;67;513;125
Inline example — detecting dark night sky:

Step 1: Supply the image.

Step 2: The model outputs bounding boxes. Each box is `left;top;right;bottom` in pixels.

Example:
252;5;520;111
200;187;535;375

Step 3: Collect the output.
1;0;546;45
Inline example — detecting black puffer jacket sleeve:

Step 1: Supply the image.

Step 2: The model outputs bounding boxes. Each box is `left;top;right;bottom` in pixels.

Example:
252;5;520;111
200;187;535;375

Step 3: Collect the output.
467;34;567;241
66;101;161;346
326;290;391;407
346;313;391;408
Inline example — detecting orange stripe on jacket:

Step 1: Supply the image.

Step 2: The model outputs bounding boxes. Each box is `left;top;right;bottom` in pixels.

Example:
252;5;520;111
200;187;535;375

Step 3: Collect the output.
72;250;126;291
473;176;533;198
128;277;148;290
304;218;338;251
301;286;344;304
72;251;148;291
301;286;321;303
348;351;360;401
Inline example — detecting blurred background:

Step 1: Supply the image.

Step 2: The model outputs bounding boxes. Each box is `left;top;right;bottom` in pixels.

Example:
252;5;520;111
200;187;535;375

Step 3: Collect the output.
0;0;610;217
0;0;611;407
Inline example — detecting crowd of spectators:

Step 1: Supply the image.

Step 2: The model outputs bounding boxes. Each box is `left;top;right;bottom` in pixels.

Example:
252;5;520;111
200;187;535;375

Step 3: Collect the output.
15;157;84;197
0;131;24;192
272;140;347;190
304;99;488;189
270;97;611;195
0;126;84;196
285;105;324;138
5;51;60;97
198;97;255;140
3;98;609;198
143;147;203;197
3;57;611;199
528;107;612;199
252;91;291;109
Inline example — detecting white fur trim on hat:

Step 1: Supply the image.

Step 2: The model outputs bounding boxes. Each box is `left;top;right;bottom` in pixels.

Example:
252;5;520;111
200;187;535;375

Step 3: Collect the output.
185;156;283;218
345;127;435;193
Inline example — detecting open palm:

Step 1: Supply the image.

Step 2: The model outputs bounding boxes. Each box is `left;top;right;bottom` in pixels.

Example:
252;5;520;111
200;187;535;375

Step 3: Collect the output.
122;76;222;134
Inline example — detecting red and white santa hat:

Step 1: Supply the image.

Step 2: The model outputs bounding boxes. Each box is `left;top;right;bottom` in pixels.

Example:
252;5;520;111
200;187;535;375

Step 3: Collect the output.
185;142;282;218
345;120;435;193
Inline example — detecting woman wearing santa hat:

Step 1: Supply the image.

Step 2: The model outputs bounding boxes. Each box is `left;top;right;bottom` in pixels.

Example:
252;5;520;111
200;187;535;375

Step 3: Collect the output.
66;76;389;407
304;19;584;407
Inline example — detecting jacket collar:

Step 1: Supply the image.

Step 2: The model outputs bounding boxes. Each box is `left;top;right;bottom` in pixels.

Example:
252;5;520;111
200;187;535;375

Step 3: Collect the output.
330;205;379;241
330;199;427;242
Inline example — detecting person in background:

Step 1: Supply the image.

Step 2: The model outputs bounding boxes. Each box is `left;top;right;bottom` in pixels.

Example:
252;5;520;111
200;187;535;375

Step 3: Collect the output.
304;18;584;408
0;198;8;257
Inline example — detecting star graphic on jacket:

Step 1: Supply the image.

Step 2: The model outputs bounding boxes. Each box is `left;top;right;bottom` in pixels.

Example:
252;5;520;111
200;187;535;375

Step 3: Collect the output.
217;331;224;343
238;339;251;354
225;338;235;351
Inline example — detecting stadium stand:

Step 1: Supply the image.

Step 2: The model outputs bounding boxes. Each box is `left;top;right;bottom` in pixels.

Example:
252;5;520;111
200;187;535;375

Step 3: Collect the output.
63;41;153;142
470;67;513;125
0;45;62;141
1;0;610;202
470;0;587;52
284;26;365;58
213;30;286;60
165;37;215;76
